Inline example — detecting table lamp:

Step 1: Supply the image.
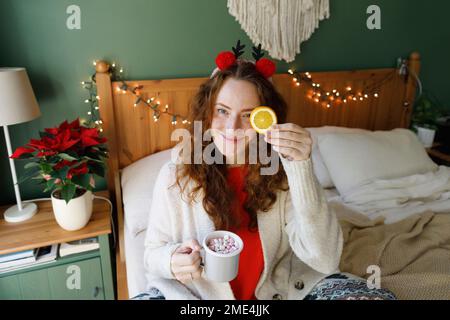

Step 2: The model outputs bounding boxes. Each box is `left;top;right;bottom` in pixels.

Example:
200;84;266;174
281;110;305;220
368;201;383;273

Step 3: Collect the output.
0;68;41;223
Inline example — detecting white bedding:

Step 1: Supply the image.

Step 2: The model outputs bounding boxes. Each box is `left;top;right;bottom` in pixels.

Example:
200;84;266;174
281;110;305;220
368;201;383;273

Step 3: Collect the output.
329;165;450;224
124;223;147;298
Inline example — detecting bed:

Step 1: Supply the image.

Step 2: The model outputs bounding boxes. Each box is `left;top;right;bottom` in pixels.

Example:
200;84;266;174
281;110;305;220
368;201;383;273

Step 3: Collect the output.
94;52;450;299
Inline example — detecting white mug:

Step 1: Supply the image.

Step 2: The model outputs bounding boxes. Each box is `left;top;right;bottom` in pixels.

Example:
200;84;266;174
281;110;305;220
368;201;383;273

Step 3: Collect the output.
200;230;244;282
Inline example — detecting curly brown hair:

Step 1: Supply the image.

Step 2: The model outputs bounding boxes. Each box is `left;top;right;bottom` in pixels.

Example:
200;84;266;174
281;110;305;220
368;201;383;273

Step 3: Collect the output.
175;60;289;231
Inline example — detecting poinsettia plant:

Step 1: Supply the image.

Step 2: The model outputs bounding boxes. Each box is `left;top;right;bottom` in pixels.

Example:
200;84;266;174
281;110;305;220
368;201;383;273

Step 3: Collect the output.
11;119;108;203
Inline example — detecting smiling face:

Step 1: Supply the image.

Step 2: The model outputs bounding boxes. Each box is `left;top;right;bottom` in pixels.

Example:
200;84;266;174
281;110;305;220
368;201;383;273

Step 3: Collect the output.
211;78;259;164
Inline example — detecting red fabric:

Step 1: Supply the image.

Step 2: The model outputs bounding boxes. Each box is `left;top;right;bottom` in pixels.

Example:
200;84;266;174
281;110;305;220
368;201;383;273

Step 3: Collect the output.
226;166;264;300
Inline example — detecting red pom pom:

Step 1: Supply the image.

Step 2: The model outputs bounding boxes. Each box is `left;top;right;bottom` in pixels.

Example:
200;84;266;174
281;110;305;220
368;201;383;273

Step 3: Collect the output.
255;58;276;78
215;51;236;71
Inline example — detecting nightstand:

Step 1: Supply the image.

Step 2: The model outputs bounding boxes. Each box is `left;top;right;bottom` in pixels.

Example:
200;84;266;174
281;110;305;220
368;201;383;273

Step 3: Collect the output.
0;191;114;300
426;143;450;166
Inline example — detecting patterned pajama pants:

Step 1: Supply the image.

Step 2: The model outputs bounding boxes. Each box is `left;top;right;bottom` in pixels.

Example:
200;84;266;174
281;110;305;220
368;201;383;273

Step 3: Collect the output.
131;273;397;300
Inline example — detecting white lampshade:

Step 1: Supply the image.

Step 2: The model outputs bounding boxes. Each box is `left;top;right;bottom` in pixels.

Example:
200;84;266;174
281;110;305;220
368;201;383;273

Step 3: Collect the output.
0;68;41;126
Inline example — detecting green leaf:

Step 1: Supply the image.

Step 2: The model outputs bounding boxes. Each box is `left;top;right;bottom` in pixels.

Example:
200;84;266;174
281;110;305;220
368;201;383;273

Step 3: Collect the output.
57;166;70;180
24;162;39;170
41;163;53;173
61;183;76;204
88;162;105;177
43;179;57;193
59;153;78;161
71;174;91;190
84;156;103;163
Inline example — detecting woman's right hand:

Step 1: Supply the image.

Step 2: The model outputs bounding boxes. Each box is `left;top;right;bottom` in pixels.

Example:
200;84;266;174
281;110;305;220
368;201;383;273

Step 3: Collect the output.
170;239;203;284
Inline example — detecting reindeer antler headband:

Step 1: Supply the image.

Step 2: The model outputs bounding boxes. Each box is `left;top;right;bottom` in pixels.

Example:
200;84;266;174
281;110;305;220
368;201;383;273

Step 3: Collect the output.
210;40;276;81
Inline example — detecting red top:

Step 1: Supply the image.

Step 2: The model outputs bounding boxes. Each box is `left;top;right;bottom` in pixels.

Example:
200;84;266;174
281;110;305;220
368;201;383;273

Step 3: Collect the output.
226;166;264;300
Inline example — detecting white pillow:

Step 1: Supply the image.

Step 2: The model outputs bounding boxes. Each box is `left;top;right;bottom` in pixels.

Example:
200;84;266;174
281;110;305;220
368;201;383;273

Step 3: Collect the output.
306;126;369;188
317;128;438;196
121;148;173;236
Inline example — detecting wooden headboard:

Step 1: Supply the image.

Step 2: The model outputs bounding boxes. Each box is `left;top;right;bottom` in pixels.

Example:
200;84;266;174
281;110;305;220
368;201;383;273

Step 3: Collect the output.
95;52;420;263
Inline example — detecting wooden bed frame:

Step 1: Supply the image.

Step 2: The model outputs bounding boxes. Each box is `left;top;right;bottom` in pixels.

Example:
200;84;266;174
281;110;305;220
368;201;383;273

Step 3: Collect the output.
94;52;421;299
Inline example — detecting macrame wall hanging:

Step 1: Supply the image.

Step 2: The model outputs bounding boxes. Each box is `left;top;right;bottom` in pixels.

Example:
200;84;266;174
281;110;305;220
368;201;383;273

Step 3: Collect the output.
227;0;330;63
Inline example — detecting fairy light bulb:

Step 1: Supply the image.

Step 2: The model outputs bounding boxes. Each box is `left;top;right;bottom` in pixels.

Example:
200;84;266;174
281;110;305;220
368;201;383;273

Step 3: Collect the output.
374;93;379;98
288;69;294;75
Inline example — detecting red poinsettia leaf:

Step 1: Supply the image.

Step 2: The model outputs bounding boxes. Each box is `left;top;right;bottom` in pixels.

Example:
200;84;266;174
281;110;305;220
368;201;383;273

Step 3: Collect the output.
53;160;75;170
10;146;35;159
215;51;237;71
68;162;88;179
81;136;101;147
255;58;276;78
58;120;69;130
36;150;57;157
59;138;79;151
69;118;80;130
44;128;59;136
28;138;47;149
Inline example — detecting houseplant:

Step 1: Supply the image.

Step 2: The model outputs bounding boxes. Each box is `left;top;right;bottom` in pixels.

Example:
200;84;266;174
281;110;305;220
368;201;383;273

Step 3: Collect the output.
11;118;108;231
411;92;444;148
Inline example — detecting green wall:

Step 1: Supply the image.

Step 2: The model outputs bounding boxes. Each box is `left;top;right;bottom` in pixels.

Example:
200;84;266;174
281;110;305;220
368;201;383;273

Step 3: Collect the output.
1;0;449;204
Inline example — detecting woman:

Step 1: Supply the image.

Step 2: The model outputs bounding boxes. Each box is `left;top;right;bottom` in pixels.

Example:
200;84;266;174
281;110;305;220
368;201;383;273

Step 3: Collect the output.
133;43;396;300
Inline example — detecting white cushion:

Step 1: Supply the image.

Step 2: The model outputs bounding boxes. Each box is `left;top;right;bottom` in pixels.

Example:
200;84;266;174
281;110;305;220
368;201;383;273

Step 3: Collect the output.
317;128;438;196
306;126;369;188
121;149;173;236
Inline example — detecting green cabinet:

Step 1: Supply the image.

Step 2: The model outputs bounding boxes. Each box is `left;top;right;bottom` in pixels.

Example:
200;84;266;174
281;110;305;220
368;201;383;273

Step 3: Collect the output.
0;235;114;300
47;257;104;300
0;275;21;300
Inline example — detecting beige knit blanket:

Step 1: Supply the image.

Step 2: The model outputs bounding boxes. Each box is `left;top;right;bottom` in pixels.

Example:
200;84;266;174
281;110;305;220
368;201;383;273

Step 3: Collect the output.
331;202;450;300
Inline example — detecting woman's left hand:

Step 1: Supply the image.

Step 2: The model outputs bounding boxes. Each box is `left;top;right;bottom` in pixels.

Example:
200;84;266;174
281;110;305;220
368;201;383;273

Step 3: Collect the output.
264;123;313;161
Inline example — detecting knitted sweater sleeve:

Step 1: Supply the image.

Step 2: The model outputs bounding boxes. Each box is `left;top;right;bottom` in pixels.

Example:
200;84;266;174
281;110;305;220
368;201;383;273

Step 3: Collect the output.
143;162;182;280
281;156;343;274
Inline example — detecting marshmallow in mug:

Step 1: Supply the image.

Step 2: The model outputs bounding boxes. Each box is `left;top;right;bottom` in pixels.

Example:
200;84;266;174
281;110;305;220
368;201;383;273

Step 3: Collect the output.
207;234;239;255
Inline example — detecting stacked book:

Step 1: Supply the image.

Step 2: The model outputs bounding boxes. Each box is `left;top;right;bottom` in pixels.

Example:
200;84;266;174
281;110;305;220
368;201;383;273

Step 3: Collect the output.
59;237;99;257
0;245;58;273
0;237;100;273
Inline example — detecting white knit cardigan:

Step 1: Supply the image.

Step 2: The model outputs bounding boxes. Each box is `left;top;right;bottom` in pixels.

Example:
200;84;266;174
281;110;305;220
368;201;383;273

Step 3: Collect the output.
143;156;344;300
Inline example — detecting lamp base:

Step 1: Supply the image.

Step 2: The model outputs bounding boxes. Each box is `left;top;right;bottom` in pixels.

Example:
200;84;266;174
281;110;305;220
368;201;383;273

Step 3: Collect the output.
4;202;38;223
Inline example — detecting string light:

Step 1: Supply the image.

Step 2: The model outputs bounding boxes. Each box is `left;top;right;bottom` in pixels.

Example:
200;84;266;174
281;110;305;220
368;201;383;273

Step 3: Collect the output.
114;77;189;125
286;68;387;108
84;60;201;128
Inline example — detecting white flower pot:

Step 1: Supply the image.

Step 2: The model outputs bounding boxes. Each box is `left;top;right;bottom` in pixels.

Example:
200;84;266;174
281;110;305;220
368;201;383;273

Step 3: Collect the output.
51;189;94;231
417;127;436;148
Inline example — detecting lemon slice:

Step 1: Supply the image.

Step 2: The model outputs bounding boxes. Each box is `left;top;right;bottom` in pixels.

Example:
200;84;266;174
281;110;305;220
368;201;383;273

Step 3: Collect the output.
250;106;277;134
